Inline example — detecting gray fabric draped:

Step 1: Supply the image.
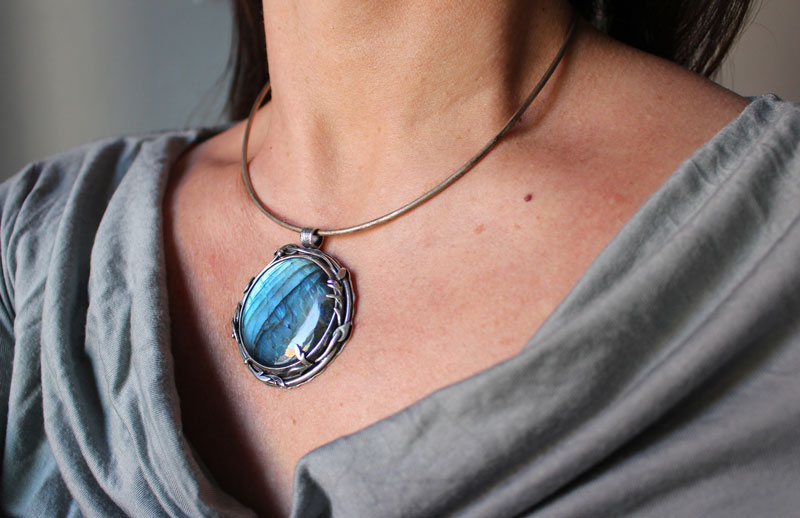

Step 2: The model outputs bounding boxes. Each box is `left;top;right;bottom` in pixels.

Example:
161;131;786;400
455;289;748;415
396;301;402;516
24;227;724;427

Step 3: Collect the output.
1;96;799;517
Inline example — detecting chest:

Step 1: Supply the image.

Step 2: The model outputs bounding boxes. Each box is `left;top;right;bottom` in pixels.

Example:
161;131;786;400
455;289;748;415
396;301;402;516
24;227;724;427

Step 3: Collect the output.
162;143;680;515
164;200;609;515
168;219;569;424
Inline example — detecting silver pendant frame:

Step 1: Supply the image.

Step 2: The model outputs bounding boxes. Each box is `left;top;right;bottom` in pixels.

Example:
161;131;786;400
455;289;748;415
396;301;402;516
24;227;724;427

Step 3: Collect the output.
231;244;355;389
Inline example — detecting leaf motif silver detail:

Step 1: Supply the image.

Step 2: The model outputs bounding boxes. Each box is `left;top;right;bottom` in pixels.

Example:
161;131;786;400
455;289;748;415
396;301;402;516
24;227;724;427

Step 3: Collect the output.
232;244;355;389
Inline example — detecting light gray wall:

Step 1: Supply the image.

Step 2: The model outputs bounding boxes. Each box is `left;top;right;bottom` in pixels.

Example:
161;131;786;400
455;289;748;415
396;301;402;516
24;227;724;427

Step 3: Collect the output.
716;0;800;100
1;0;798;180
0;0;231;179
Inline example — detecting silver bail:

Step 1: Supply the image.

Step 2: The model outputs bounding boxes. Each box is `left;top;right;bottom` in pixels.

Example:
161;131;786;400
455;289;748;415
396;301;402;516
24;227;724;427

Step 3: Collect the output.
300;228;323;249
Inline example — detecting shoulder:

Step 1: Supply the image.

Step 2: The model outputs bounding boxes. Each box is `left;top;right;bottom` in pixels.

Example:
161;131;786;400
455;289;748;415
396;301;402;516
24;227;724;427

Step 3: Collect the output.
534;23;800;194
733;94;800;152
0;128;220;304
2;136;136;233
1;129;218;224
552;24;751;155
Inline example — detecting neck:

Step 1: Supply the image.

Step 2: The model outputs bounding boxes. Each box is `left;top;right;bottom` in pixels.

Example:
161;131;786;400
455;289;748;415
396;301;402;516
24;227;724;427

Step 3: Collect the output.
248;0;575;227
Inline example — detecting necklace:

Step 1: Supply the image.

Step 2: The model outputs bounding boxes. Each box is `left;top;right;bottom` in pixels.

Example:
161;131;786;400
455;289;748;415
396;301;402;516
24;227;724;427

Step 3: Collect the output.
231;14;578;388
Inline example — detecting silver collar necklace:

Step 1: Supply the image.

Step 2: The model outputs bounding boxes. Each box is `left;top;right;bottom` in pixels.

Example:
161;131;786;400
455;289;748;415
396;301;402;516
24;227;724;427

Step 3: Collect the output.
232;14;578;388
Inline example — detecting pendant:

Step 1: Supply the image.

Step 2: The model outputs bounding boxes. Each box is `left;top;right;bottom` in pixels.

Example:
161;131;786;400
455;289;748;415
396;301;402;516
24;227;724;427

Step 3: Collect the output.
231;239;354;389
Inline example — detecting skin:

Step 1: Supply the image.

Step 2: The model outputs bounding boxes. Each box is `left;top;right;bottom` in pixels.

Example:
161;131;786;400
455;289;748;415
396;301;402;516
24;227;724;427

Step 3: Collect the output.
163;0;749;515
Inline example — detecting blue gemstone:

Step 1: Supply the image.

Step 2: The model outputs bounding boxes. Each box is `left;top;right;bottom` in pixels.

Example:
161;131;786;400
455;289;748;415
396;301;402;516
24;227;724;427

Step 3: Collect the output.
240;257;335;367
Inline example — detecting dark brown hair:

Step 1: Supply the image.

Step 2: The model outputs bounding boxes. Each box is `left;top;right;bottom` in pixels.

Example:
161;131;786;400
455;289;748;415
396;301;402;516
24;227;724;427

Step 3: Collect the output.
227;0;268;121
226;0;753;120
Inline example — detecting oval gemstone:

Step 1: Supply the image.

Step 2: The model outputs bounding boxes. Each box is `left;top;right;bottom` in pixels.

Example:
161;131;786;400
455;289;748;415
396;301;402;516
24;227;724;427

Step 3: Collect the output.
240;257;335;367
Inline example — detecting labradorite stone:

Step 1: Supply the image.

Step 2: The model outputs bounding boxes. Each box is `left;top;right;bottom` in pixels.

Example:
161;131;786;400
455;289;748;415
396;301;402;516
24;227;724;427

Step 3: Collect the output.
240;257;335;367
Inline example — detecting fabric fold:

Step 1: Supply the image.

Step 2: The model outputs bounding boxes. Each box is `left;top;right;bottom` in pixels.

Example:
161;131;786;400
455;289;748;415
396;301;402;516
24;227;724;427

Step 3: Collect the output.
1;96;798;517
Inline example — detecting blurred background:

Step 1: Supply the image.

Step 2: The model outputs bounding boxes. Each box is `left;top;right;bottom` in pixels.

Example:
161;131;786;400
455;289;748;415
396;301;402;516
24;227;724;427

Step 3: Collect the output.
1;0;798;180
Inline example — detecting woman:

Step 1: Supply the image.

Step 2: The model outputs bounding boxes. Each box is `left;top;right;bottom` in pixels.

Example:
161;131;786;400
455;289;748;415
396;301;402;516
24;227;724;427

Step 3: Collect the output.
2;0;799;516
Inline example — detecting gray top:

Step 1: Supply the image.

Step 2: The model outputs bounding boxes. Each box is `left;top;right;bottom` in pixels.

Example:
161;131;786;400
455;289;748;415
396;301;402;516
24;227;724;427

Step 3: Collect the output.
1;95;799;518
